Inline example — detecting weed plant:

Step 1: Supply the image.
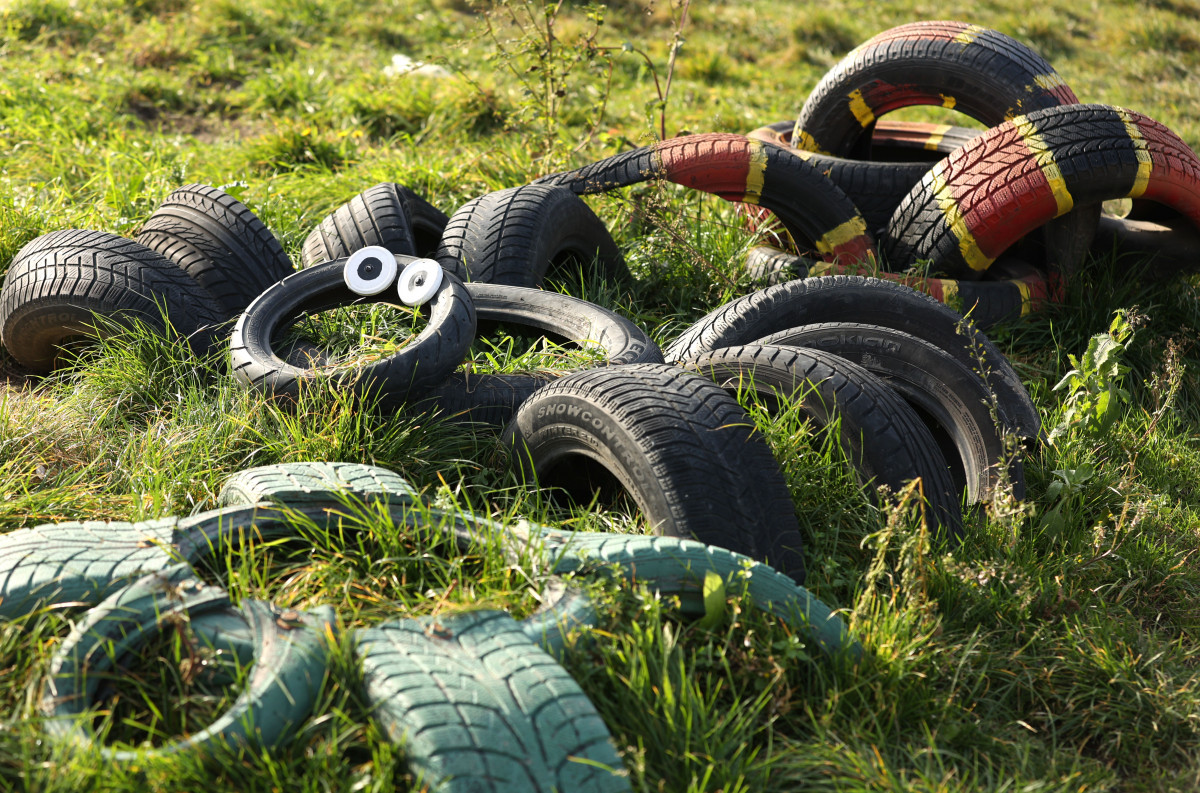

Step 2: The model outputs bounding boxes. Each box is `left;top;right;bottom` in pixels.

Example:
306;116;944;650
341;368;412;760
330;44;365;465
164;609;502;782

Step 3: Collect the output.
3;0;1200;790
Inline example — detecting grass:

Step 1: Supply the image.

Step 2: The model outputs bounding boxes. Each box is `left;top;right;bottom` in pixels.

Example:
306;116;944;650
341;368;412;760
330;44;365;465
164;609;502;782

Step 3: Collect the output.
3;0;1200;790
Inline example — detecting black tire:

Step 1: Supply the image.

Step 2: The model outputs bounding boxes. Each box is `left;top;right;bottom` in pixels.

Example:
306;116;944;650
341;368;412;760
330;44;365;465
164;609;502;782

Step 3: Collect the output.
299;183;450;268
0;229;226;372
408;282;662;425
229;257;476;408
136;183;293;318
663;275;1042;442
883;104;1200;280
435;184;629;287
1092;212;1200;280
502;363;807;580
681;343;963;542
755;323;1026;503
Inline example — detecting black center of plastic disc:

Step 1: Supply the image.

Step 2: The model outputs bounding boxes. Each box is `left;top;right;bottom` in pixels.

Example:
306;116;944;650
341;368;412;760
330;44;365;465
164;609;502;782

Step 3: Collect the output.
358;256;382;279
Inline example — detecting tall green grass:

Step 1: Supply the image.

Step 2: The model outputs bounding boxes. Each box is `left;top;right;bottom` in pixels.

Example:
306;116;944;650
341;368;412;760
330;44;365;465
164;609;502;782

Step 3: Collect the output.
3;0;1200;790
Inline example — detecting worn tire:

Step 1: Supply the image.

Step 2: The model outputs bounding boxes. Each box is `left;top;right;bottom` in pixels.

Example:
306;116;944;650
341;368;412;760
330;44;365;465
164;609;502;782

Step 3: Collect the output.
358;610;630;793
409;283;662;426
502;363;807;580
756;324;1026;503
664;275;1042;441
229;257;476;408
300;183;449;268
681;343;963;542
0;229;226;372
1092;212;1200;280
884;104;1200;280
218;460;420;508
435;184;628;287
136;183;293;318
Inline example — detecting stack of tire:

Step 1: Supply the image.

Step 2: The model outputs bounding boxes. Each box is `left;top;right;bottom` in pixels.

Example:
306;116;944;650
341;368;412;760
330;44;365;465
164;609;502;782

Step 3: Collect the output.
0;184;293;372
531;21;1200;329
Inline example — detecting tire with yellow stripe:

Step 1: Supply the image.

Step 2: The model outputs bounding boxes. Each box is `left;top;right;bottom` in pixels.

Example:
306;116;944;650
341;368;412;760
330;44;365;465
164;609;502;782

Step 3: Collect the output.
794;21;1077;159
883;104;1200;280
743;246;1060;330
749;122;937;235
794;21;1098;274
535;133;875;264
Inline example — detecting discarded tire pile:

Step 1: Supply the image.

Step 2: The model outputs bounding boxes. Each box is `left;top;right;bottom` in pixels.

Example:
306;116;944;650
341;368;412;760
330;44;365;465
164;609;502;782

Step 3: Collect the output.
3;16;1200;789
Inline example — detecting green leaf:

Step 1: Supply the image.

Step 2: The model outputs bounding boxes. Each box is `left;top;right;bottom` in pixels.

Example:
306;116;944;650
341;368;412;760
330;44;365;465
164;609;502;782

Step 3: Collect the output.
696;570;726;630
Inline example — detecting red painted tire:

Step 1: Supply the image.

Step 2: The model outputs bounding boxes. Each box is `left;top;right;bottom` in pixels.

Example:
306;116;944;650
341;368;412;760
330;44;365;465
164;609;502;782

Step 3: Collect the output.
883;104;1200;280
794;21;1077;158
793;21;1098;274
536;133;875;264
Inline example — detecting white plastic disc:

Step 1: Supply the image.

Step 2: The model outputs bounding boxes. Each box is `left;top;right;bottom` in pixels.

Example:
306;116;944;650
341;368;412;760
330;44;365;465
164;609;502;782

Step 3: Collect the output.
397;258;444;306
343;246;399;296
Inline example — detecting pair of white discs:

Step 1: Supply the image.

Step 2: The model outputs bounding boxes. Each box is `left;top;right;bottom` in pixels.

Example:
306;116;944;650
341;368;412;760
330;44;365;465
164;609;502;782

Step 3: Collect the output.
343;246;443;306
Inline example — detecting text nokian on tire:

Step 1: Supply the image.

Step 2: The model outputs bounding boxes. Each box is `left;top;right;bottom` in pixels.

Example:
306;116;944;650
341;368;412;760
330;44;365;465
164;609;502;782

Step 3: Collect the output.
300;183;449;268
681;344;963;543
0;229;226;372
664;275;1042;442
229;257;476;408
411;283;663;426
435;184;629;287
136;183;293;319
502;364;807;581
883;104;1200;281
755;324;1026;504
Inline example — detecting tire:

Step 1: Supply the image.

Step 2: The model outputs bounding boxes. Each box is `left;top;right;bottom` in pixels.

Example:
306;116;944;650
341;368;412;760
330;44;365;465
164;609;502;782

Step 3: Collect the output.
229;258;476;408
754;324;1026;503
680;344;963;542
435;184;629;286
536;133;875;263
218;460;420;508
794;20;1078;158
358;610;630;793
136;183;293;318
502;364;807;580
0;229;227;372
756;119;978;162
792;21;1098;275
883;104;1200;280
742;246;1062;330
1092;212;1200;280
300;183;450;268
408;282;662;425
42;565;333;761
545;532;858;659
663;275;1042;441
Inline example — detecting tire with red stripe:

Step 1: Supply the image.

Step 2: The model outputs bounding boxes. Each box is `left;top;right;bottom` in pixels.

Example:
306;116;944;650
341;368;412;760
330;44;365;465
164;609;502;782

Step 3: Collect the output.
793;21;1098;275
883;104;1200;280
536;133;875;264
794;21;1077;159
743;246;1060;329
663;275;1041;441
748;123;933;235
